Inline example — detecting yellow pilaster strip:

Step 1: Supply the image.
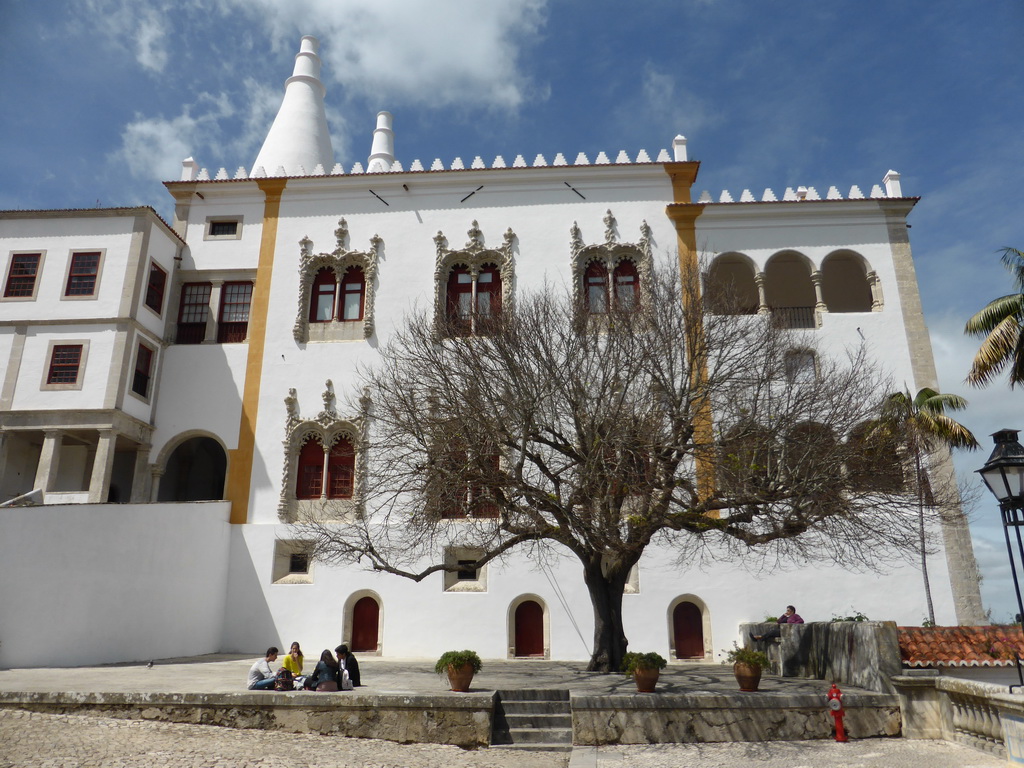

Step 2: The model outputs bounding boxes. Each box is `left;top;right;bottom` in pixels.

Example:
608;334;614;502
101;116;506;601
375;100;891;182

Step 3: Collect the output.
663;162;714;500
225;178;287;524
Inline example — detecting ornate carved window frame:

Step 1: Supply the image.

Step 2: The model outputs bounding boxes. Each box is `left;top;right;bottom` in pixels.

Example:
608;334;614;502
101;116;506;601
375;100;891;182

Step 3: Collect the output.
570;209;653;311
293;218;382;343
433;220;516;335
279;379;369;522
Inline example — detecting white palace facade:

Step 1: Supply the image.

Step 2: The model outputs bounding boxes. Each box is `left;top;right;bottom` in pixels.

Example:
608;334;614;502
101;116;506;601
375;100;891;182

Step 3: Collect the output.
0;37;984;668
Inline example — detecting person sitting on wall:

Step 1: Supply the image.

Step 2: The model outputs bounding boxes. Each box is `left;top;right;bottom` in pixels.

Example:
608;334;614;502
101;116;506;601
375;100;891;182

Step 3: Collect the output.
247;647;280;690
336;644;361;687
751;605;805;641
282;641;305;688
309;649;340;692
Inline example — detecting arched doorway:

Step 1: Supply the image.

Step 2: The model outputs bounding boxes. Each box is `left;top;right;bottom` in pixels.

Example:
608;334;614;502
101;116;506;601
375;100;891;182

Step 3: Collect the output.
514;600;544;657
673;601;704;659
350;595;380;652
158;436;227;501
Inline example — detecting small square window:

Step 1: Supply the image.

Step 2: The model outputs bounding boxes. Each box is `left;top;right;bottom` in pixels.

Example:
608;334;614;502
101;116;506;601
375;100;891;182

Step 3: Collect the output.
65;252;101;297
144;263;167;315
443;547;488;592
132;343;155;399
784;350;817;384
4;253;42;299
205;217;243;240
272;539;314;584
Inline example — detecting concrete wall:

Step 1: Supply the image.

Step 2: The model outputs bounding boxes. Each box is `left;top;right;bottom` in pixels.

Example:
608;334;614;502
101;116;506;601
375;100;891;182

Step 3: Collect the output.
0;501;231;669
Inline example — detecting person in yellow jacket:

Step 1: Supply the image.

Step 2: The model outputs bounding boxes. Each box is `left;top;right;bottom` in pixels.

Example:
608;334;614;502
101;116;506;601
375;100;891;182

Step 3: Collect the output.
281;641;304;677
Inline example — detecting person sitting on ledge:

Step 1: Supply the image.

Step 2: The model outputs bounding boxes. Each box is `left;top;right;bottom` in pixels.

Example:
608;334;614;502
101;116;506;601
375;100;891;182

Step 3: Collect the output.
309;649;340;692
336;643;361;688
247;647;279;690
751;605;804;641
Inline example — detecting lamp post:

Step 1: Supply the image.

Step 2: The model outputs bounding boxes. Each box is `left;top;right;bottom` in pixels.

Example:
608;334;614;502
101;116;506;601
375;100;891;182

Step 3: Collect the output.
977;428;1024;692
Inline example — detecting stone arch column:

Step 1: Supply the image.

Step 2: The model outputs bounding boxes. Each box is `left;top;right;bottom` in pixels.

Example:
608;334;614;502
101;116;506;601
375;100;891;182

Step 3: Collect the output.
754;272;769;315
811;270;828;313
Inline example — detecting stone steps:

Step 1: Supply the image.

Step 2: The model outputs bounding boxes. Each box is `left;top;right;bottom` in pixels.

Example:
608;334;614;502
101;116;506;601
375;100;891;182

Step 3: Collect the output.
491;688;573;752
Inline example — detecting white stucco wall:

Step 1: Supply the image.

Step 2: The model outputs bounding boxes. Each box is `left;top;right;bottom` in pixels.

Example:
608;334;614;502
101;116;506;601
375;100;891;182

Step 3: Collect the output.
0;501;231;669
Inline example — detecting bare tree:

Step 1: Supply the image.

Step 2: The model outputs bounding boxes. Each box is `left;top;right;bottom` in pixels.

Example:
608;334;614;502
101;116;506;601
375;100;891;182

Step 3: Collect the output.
298;259;934;671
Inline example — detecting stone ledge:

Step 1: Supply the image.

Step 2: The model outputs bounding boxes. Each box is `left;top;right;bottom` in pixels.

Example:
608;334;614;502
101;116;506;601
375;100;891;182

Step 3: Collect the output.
0;691;495;748
571;693;901;745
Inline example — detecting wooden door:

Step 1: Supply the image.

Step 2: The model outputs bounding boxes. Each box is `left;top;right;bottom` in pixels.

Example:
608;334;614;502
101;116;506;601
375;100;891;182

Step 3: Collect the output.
673;601;704;659
514;600;544;657
351;596;379;652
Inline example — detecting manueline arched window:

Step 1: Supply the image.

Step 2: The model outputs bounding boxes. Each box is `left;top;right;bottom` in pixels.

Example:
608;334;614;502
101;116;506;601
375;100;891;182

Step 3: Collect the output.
328;439;355;498
310;268;336;323
613;260;639;311
339;267;365;321
585;261;609;314
297;440;325;499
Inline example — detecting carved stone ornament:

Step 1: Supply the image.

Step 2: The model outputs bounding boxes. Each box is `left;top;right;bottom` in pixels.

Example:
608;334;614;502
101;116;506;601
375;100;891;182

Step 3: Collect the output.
570;211;654;308
433;221;517;328
293;218;382;342
278;380;369;522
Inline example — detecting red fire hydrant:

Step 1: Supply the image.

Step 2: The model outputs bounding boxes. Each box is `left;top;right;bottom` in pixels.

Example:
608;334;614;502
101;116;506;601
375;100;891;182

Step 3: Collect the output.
827;683;848;742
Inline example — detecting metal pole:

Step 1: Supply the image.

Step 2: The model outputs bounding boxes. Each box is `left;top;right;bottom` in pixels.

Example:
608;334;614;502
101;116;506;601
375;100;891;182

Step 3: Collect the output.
1002;503;1024;693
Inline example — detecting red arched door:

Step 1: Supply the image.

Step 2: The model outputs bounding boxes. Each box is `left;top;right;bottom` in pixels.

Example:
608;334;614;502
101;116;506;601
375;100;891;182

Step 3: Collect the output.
673;601;704;659
351;596;379;652
514;600;544;657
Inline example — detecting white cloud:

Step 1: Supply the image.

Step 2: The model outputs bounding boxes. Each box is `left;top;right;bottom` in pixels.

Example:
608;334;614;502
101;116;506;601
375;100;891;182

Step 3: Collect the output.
113;93;234;182
213;0;548;110
77;0;172;73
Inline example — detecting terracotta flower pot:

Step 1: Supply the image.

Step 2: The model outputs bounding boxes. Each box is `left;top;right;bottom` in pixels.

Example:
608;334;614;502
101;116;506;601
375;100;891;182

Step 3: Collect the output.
733;661;762;692
446;663;475;692
634;668;660;692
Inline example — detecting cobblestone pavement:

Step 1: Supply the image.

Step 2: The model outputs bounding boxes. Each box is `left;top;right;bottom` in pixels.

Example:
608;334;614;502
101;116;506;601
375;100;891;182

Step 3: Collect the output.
0;711;1006;768
0;711;566;768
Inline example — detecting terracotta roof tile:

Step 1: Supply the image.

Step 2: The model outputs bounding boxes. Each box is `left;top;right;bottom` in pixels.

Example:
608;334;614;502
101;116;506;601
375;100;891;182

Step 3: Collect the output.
898;626;1024;667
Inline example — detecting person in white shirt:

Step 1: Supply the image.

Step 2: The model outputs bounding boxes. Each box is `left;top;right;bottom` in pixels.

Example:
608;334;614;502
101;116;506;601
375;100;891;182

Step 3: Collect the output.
247;647;279;690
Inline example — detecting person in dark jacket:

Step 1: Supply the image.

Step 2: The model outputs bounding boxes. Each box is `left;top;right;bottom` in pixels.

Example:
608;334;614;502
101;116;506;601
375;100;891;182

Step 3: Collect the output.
335;644;361;687
309;649;339;691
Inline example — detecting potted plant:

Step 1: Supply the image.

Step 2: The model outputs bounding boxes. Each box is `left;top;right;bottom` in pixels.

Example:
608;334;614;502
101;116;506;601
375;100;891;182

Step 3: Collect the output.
434;650;483;692
724;643;769;692
621;651;667;692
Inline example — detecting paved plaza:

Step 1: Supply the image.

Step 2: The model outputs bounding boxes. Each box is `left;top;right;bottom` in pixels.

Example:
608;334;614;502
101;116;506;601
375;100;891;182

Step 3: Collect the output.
0;656;1007;767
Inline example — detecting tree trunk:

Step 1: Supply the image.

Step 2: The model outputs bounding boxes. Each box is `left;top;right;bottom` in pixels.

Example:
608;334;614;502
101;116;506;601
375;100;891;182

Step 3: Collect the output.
917;453;935;625
582;558;631;672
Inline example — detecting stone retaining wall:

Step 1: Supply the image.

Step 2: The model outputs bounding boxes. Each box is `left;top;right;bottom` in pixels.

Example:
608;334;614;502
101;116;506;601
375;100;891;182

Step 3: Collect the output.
0;691;495;749
571;692;901;744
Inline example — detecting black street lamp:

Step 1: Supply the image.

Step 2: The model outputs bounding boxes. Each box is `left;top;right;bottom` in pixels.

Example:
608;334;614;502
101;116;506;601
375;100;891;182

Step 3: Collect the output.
977;428;1024;692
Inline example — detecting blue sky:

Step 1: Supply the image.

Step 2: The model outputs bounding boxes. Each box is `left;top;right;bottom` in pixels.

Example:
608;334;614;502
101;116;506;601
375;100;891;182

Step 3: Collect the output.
2;0;1022;620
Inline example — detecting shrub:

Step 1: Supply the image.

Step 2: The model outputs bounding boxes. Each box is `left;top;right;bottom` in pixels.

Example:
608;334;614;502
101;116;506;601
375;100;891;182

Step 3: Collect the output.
724;643;769;668
621;651;668;675
434;650;483;676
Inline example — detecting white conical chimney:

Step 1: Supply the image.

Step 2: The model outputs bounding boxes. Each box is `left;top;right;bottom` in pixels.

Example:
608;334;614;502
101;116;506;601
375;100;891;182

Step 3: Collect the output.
366;112;395;173
252;35;334;177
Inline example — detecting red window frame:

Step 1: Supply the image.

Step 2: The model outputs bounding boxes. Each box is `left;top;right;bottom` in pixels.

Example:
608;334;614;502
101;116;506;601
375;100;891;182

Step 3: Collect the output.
309;268;336;323
218;281;252;343
176;282;211;344
65;252;101;297
296;440;325;499
613;260;639;311
47;344;83;384
327;439;355;498
4;253;41;298
145;263;167;314
132;343;154;397
339;267;365;321
584;261;609;314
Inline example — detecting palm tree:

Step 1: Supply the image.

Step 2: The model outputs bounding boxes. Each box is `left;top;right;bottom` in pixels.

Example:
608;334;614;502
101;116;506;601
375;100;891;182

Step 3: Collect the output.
880;388;978;625
965;247;1024;388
